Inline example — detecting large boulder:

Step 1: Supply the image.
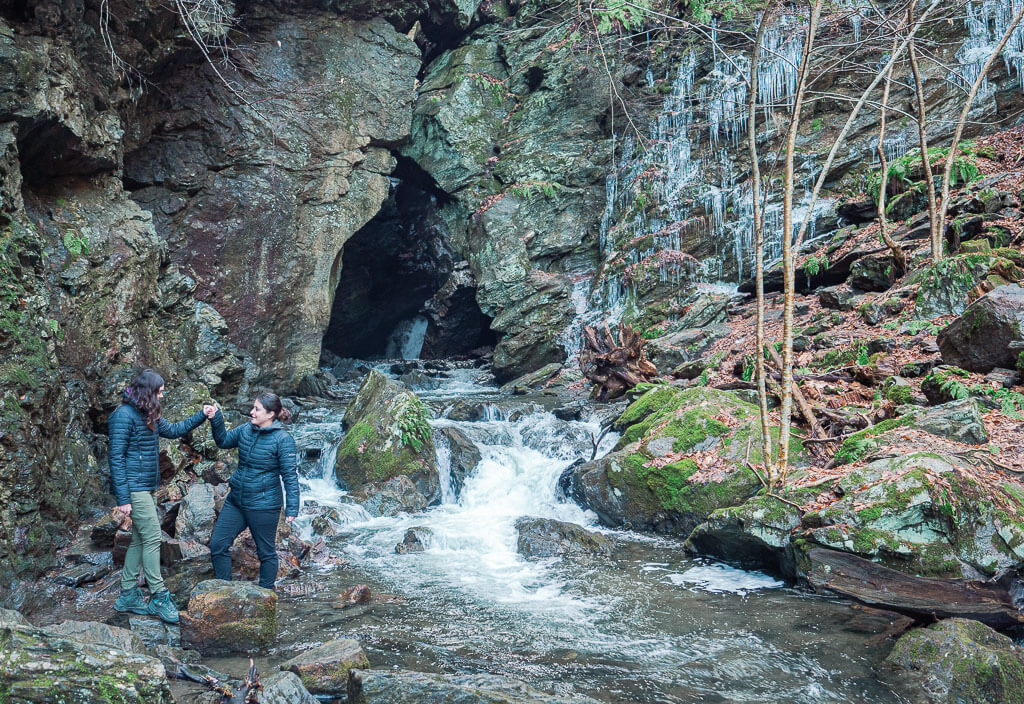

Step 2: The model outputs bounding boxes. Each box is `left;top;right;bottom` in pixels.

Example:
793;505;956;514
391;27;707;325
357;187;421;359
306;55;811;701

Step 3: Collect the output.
937;284;1024;372
798;452;1024;578
348;669;600;703
563;386;783;535
336;370;438;506
0;622;173;702
433;425;481;499
914;254;997;320
179;579;277;655
261;670;320;704
515;517;614;558
280;639;370;695
885;618;1024;704
684;492;809;572
349;475;429;517
45;620;146;654
644;325;731;374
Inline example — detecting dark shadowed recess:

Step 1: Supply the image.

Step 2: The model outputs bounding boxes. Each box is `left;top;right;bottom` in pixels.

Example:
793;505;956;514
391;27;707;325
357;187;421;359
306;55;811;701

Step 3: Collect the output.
322;155;495;360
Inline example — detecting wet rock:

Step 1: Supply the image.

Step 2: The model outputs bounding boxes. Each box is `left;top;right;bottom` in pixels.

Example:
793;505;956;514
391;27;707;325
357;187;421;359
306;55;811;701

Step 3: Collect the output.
336;370;439;504
937;284;1024;372
514;517;613;558
914;254;997;320
129;616;181;649
351;475;430;517
818;285;859;311
644;325;730;374
335;584;372;608
311;515;337;537
399;369;443;391
296;369;338;398
395;527;433;554
90;512;126;547
0;622;173;702
445;399;499;422
50;561;111;587
685;493;808;572
566;386;773;535
46;620;145;653
349;669;599;703
180;579;277;655
552;402;586;421
261;670;320;704
849;254;896;292
161;534;211;565
798;452;1024;578
499;362;563;394
885;618;1024;704
175;482;217;543
434;425;481;498
280;638;370;695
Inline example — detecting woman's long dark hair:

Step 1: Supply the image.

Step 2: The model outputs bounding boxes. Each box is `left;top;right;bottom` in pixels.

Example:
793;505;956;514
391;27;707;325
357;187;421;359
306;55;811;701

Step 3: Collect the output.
256;392;292;422
126;369;164;431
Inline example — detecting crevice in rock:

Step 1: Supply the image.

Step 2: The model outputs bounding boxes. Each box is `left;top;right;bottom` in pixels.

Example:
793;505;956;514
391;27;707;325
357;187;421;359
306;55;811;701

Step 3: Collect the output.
322;155;494;360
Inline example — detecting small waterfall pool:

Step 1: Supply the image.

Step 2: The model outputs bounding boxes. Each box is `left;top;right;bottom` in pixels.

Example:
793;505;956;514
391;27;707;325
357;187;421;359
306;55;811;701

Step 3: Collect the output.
210;366;909;703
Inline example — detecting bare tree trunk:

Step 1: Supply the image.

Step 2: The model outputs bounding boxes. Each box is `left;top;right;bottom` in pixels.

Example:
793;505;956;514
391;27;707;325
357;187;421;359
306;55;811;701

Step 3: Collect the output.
777;0;823;486
748;1;780;475
876;34;908;274
937;4;1024;256
906;3;942;262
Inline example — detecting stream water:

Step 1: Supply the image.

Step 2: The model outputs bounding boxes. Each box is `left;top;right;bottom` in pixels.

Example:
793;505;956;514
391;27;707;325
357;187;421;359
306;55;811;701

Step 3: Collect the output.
205;365;910;703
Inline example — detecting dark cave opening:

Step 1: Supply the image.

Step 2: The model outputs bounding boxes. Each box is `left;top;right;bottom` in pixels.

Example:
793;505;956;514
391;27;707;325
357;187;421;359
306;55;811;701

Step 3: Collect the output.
321;157;496;361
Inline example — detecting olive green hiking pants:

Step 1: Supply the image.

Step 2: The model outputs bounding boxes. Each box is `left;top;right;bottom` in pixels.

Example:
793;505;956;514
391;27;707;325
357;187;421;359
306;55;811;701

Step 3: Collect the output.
120;490;165;593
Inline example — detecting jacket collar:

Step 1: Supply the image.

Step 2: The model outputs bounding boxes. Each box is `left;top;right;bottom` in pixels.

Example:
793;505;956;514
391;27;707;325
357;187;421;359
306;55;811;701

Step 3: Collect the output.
252;420;283;433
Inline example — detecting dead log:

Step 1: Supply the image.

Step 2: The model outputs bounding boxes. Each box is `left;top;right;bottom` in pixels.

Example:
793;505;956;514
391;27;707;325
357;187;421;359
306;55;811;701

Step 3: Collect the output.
806;547;1024;629
175;660;261;703
580;322;658;400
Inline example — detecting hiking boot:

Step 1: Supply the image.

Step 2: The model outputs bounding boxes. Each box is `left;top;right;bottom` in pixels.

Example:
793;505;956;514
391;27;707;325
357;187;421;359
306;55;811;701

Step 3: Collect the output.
113;586;149;615
146;589;179;624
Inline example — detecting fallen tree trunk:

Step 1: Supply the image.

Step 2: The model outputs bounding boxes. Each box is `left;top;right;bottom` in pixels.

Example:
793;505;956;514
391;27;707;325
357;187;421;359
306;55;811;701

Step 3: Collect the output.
580;322;658;400
175;660;261;703
806;547;1024;629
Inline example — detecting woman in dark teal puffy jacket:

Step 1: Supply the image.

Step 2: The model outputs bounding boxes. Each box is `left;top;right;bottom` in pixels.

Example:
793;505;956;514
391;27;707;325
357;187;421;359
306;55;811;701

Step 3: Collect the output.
109;368;207;623
206;392;299;590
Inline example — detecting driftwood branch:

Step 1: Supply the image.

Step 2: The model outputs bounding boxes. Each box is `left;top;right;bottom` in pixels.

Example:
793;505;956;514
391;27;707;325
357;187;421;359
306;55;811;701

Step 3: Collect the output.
175;660;261;703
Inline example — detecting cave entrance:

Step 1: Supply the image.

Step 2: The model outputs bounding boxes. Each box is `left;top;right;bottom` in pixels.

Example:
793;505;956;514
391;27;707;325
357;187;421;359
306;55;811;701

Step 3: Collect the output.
322;158;496;361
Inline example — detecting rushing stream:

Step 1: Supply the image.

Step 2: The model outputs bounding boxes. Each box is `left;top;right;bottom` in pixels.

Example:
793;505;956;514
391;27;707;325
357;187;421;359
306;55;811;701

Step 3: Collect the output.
205;365;909;703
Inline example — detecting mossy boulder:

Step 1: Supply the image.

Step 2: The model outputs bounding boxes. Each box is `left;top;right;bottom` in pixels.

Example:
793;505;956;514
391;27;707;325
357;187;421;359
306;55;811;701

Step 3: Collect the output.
684;485;819;573
832;398;988;466
914;253;996;320
885;618;1024;704
799;453;1024;578
179;579;278;655
335;370;438;506
566;386;792;535
938;284;1024;372
0;622;173;702
280;638;370;695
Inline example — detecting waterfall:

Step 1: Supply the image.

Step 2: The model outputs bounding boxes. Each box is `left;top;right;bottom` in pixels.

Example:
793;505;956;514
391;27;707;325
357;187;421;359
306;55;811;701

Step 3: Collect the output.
433;429;457;504
384;315;429;359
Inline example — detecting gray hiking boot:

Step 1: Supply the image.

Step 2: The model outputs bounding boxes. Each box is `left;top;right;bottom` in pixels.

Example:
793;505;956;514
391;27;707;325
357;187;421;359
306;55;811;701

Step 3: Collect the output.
146;589;179;624
113;586;149;615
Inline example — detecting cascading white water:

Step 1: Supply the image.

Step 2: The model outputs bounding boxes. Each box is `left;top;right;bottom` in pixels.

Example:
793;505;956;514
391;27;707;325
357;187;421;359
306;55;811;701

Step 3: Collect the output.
384;315;429;359
274;371;908;703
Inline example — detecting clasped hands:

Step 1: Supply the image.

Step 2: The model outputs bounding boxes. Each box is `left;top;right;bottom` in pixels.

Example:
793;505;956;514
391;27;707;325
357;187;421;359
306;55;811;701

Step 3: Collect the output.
202;401;220;419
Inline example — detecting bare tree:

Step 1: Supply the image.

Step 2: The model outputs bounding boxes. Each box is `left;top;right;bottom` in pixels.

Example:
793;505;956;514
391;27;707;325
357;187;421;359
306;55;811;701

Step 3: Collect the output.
876;32;909;274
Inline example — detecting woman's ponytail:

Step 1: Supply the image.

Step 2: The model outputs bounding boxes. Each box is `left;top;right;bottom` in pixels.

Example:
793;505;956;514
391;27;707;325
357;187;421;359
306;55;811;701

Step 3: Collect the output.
256;392;291;422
